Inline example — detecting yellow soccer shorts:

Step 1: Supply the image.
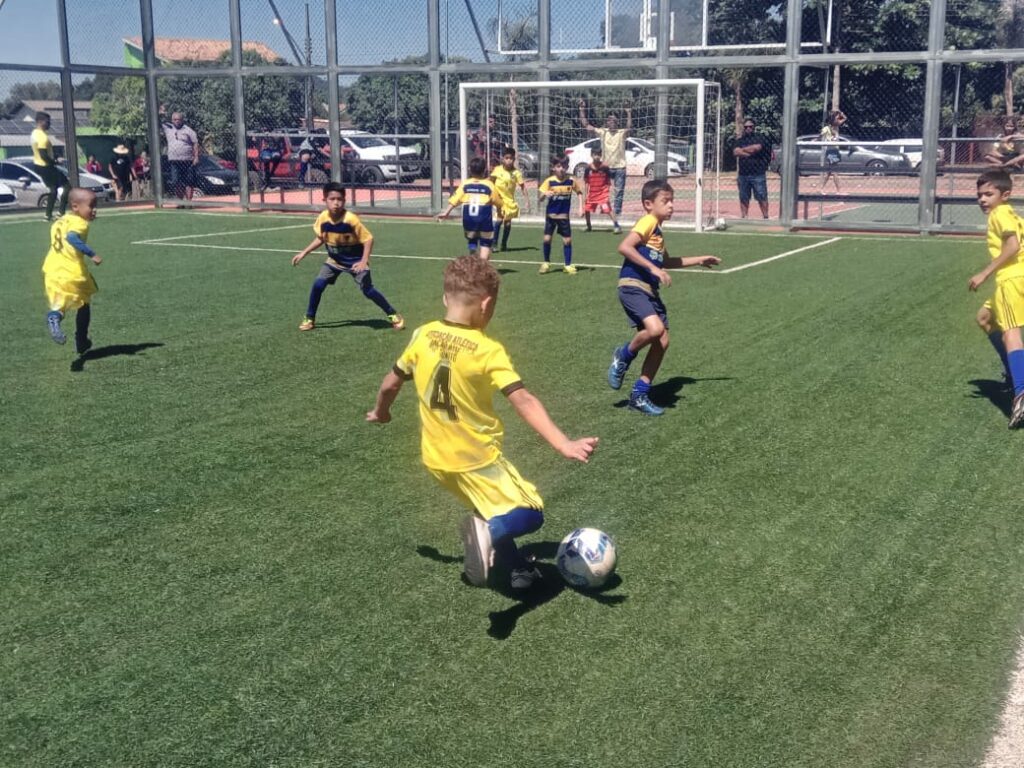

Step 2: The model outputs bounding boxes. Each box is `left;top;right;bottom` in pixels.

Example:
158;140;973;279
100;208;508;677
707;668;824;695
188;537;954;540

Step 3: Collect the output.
499;199;520;221
992;277;1024;331
44;270;97;313
428;456;543;520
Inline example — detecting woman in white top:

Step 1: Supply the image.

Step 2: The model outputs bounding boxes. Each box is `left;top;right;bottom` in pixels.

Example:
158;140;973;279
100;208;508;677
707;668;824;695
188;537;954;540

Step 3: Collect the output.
819;109;846;194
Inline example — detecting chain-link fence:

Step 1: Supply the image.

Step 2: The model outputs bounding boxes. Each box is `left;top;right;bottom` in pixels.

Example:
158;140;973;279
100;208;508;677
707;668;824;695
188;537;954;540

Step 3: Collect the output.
4;0;1024;231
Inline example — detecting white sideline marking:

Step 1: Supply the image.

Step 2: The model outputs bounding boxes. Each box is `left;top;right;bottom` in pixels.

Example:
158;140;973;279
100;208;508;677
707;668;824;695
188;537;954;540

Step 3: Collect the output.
718;237;842;273
136;223;310;243
982;635;1024;768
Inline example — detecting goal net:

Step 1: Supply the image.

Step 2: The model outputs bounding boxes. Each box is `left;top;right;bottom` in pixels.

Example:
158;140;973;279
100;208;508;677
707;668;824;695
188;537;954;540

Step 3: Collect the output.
458;78;721;231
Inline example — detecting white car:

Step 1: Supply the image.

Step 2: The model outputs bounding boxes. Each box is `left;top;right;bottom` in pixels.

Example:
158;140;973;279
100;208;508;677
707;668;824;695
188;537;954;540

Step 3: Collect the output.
873;139;945;170
563;136;689;178
0;182;17;210
339;130;420;183
0;157;115;208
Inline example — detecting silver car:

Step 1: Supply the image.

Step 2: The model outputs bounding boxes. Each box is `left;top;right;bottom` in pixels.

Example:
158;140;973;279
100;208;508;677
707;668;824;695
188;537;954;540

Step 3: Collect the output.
0;158;115;209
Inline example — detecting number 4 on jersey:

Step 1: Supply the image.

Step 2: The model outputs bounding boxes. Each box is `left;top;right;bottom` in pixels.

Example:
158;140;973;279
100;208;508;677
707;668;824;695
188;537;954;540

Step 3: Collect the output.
429;361;458;421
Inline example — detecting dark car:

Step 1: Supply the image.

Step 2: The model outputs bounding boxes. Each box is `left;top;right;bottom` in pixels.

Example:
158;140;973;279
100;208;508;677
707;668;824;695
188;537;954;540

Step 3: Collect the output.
439;131;539;181
773;136;913;176
161;155;240;197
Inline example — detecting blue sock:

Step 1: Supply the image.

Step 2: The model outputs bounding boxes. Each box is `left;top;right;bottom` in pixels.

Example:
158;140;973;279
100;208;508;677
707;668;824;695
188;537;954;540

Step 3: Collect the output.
493;222;502;247
618;342;636;364
989;331;1011;379
563;242;572;266
631;378;651;398
542;240;551;261
501;222;511;248
305;277;330;319
1009;349;1024;396
489;507;544;570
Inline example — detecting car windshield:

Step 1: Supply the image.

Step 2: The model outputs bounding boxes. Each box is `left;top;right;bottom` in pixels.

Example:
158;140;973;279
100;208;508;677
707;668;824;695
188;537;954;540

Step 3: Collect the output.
197;157;222;170
631;138;654;151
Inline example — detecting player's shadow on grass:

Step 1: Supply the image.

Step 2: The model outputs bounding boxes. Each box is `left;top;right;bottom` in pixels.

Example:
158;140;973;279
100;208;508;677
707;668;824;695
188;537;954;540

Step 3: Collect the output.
417;541;626;641
612;375;733;410
968;378;1012;417
70;342;164;372
497;246;538;253
314;318;393;330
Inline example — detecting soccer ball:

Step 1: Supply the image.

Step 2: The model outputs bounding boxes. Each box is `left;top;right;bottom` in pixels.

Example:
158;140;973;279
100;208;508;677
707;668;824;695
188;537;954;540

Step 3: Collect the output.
715;217;728;230
556;527;617;589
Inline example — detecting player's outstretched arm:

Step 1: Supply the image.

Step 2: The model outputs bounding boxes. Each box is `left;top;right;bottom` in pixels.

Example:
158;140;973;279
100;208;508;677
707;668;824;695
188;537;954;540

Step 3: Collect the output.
578;99;595;133
506;387;598;463
666;254;721;269
291;237;324;266
366;370;405;424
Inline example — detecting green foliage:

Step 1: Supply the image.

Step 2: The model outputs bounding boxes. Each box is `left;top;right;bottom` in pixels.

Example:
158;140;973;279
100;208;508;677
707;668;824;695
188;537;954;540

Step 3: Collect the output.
91;77;148;138
345;56;432;134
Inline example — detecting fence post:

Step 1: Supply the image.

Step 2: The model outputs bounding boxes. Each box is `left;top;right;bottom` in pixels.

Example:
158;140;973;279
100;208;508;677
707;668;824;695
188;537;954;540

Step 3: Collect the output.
228;0;249;211
55;0;78;186
919;0;947;233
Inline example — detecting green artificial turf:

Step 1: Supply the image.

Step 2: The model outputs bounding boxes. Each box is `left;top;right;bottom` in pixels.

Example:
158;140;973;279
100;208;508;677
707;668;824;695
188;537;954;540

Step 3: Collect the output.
2;209;1023;767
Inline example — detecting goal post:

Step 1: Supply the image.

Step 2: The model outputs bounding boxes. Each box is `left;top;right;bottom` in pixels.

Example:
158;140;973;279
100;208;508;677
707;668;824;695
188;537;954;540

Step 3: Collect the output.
458;78;721;231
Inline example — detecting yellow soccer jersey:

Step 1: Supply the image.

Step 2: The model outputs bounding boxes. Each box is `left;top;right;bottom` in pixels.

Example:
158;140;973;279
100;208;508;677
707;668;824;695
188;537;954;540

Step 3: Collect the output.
986;203;1024;283
490;166;524;205
394;319;524;472
42;214;97;312
31;128;52;166
539;175;581;219
313;209;372;267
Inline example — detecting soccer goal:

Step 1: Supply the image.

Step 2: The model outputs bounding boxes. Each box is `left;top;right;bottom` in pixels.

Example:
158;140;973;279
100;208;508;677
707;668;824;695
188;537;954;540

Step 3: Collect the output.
458;78;721;231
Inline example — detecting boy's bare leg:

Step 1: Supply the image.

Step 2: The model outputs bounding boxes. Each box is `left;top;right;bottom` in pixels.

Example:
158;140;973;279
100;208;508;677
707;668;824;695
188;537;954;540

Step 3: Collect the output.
638;331;669;385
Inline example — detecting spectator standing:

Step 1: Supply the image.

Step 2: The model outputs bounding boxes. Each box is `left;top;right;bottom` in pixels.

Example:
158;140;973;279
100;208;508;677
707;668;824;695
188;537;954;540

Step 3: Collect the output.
162;112;199;201
579;99;632;233
733;118;772;219
133;151;152;199
819;109;846;194
108;144;135;202
31;111;68;221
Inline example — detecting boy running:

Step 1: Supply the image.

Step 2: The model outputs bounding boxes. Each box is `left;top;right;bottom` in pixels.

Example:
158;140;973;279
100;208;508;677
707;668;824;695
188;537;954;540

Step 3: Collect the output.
607;179;720;416
437;156;503;260
43;188;101;354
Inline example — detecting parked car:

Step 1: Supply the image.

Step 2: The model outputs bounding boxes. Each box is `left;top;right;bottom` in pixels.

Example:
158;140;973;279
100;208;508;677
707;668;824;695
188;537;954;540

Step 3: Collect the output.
160;154;240;197
775;136;913;175
438;131;539;181
0;158;115;208
873;138;945;170
339;130;421;183
0;181;18;210
563;136;689;178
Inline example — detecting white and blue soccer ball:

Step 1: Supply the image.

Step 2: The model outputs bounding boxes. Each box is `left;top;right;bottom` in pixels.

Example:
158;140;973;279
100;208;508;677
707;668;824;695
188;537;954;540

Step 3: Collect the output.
556;527;617;589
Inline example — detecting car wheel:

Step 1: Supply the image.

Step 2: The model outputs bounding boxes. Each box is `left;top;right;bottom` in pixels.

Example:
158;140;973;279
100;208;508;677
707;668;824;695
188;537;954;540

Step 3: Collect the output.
573;163;587;179
866;160;887;175
37;193;50;209
361;166;385;185
191;187;205;199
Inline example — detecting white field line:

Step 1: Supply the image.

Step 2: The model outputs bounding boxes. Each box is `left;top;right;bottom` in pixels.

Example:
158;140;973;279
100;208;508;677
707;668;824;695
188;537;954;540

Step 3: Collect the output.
135;223;310;243
718;237;842;274
982;635;1024;768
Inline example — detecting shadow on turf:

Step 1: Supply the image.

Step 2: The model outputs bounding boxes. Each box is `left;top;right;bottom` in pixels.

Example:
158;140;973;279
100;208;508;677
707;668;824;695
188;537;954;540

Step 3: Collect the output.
417;541;627;640
612;374;734;410
312;318;393;330
70;342;164;372
968;378;1013;417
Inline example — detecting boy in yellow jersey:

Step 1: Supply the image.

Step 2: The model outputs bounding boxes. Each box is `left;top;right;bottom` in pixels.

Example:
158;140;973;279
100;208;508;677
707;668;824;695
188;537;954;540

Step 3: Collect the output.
537;157;583;274
969;169;1024;427
291;183;404;331
437;156;503;260
607;179;720;416
367;255;598;590
31;111;69;222
490;147;530;252
42;188;101;353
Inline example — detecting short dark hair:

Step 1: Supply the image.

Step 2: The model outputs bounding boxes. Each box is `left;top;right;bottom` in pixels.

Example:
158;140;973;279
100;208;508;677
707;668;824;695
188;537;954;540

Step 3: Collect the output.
591;147;603;157
501;146;516;159
322;182;346;198
551;155;566;169
641;178;673;202
468;156;488;177
36;111;50;123
978;169;1013;194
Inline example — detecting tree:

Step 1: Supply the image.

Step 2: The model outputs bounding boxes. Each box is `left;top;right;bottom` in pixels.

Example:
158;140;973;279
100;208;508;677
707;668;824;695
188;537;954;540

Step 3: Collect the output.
1;80;61;117
91;77;147;137
345;56;432;135
997;0;1024;114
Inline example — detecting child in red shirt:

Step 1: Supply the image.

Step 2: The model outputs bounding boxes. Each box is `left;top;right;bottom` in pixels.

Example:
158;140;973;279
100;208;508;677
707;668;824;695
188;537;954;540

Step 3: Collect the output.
583;148;619;232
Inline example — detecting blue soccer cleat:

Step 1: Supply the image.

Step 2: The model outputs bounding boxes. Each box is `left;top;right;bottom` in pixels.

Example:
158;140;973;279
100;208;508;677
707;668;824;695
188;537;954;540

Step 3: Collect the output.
607;347;630;390
628;392;665;416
